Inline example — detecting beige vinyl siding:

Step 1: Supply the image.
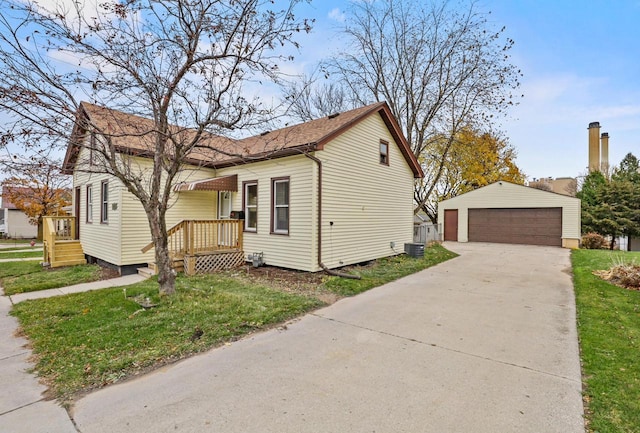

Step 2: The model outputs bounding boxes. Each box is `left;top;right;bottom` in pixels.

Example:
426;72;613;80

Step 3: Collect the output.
318;113;415;269
437;181;581;246
74;150;220;266
119;158;219;265
217;155;316;272
73;146;123;265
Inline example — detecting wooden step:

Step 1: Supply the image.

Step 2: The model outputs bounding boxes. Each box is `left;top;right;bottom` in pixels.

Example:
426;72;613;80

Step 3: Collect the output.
147;257;185;274
50;258;87;267
49;240;85;268
137;267;156;278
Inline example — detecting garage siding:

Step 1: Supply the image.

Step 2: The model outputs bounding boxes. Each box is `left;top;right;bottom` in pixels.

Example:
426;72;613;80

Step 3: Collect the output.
468;208;562;246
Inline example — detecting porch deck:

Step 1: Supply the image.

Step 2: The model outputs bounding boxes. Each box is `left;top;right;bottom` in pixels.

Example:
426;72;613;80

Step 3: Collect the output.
142;219;245;275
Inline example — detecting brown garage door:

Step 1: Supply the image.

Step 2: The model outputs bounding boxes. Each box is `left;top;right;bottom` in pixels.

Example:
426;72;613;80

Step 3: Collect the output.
468;208;562;246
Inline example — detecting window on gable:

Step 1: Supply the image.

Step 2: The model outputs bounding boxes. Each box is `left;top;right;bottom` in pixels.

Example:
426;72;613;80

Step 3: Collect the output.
86;184;93;223
89;131;96;166
100;180;108;224
271;177;289;235
243;181;258;232
380;140;389;165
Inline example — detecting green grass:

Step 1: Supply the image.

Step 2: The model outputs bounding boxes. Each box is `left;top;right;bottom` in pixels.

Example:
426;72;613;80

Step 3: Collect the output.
0;238;36;245
324;243;458;296
0;250;43;259
1;264;103;295
572;249;640;432
0;260;43;279
0;246;42;252
11;275;323;403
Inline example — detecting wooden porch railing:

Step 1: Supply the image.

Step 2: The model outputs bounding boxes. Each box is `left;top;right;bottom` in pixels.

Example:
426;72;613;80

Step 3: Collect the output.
141;219;244;257
43;216;78;265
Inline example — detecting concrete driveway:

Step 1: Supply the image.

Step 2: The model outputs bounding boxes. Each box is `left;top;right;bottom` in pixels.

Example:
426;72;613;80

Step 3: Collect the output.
72;242;584;432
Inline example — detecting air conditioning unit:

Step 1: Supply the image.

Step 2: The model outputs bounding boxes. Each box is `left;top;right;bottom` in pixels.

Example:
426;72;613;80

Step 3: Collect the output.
404;243;425;258
229;210;245;220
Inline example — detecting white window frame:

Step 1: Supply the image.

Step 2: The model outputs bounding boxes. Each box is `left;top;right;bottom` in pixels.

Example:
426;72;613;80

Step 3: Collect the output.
86;184;93;223
100;180;109;224
243;181;258;232
271;177;289;235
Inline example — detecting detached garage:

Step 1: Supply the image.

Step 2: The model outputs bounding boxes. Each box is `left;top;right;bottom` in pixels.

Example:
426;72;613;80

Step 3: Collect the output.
438;181;581;248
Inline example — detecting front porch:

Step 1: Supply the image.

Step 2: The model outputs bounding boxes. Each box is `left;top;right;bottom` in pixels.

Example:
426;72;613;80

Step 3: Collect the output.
141;219;245;276
43;216;87;268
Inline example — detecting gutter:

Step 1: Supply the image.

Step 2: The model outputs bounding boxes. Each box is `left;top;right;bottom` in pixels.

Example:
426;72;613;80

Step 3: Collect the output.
304;153;360;280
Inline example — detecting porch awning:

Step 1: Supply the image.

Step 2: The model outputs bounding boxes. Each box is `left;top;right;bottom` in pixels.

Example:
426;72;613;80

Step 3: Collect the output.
174;174;238;192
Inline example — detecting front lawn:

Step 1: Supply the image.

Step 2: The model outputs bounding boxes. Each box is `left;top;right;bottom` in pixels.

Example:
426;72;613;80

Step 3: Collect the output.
0;249;43;259
325;243;457;296
12;275;323;403
0;260;42;279
572;249;640;432
1;263;103;295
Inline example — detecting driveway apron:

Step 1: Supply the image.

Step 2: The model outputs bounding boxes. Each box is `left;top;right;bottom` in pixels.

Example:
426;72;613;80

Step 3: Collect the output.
72;242;584;433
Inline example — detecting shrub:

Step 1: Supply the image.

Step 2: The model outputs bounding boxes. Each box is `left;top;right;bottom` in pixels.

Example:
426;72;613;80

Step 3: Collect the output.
582;232;607;249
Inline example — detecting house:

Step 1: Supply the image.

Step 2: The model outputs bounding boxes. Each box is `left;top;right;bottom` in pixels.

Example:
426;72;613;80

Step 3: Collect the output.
527;177;576;196
60;101;423;274
0;186;38;239
438;181;581;248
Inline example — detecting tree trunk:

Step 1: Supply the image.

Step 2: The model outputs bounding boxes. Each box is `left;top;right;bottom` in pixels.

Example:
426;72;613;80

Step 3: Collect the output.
148;209;176;296
155;241;176;296
37;220;43;241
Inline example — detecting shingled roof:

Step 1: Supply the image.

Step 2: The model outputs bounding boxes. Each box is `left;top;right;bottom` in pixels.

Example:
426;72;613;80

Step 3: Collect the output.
63;101;423;178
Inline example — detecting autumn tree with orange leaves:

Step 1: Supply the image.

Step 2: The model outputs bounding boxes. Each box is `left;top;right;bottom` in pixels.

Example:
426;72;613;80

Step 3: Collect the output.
1;158;71;239
421;127;525;222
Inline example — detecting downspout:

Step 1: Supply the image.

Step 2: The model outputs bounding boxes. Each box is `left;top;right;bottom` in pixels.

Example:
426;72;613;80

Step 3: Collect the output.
304;153;361;280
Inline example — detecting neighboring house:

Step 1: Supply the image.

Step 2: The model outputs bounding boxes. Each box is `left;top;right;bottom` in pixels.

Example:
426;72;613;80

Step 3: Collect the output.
62;101;423;274
0;187;38;239
527;177;576;197
438;181;581;248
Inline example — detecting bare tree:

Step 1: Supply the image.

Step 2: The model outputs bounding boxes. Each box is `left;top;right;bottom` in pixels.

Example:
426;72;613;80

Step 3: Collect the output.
0;0;312;295
284;71;353;122
323;0;521;220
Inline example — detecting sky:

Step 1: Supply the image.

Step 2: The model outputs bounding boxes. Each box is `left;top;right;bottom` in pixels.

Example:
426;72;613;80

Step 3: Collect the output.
1;0;639;181
290;0;640;180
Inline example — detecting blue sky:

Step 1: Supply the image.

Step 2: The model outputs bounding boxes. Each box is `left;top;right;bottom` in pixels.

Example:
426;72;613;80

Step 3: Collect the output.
292;0;640;180
2;0;639;181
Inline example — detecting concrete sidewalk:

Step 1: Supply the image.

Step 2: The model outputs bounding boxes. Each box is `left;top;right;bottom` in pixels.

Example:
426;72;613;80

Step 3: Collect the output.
0;273;147;433
72;243;585;433
8;274;146;304
0;258;42;263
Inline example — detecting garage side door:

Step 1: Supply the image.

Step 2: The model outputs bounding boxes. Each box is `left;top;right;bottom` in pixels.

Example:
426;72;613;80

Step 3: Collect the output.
468;208;562;247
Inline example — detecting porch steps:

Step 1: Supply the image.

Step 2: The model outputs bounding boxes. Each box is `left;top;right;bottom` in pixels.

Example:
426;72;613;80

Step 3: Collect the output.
50;240;86;268
137;267;156;278
142;256;185;276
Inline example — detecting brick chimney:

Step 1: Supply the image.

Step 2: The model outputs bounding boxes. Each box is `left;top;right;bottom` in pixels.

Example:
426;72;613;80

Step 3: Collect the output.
588;122;601;172
600;132;609;173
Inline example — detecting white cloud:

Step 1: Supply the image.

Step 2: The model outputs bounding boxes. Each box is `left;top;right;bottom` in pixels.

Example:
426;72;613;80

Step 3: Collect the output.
328;7;345;23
